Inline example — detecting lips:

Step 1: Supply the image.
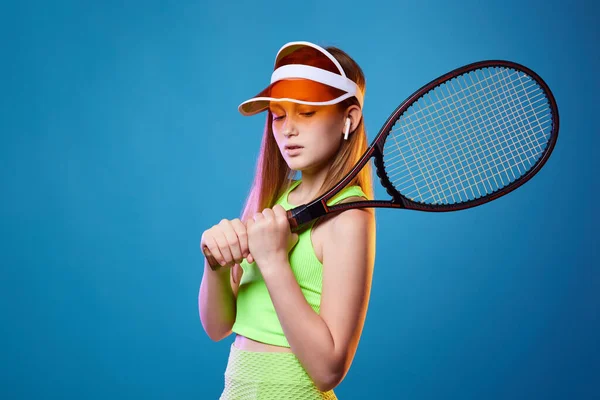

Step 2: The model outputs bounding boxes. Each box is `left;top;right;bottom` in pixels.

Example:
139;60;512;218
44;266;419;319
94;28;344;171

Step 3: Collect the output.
284;144;303;150
284;144;303;157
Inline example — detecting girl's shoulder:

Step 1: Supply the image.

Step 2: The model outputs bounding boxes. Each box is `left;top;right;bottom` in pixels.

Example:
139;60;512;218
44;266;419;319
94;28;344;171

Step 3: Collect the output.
326;184;368;206
315;192;374;239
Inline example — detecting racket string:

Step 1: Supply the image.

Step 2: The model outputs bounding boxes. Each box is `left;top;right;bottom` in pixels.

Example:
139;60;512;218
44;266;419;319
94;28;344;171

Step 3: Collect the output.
389;94;447;203
387;126;429;202
382;74;510;203
387;89;549;192
411;83;471;204
382;66;552;204
398;124;550;202
395;68;517;126
434;74;506;202
383;74;546;170
384;93;548;178
428;73;519;201
514;69;550;155
439;68;546;194
410;76;548;202
455;71;510;197
400;85;548;202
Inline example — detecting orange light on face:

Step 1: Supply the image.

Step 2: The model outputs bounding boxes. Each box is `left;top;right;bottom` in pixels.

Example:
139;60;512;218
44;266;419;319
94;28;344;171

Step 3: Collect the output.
269;79;345;103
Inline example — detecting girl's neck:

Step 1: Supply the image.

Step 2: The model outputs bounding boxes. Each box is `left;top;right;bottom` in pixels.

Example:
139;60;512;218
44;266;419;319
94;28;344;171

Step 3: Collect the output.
294;167;330;204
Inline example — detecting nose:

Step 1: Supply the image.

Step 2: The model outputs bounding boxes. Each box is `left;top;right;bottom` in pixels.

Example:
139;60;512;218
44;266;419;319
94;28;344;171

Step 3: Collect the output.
281;115;298;137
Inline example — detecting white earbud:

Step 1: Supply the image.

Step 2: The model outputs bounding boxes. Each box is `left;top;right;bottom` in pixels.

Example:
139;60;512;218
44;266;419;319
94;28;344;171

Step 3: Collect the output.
343;118;351;140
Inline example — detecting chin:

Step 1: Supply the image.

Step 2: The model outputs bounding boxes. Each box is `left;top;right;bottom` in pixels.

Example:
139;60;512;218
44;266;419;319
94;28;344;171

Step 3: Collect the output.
284;158;309;170
285;161;303;170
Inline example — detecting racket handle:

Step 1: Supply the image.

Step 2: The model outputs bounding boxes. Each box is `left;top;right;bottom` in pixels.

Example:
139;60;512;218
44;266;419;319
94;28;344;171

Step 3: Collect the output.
202;246;222;271
287;204;324;233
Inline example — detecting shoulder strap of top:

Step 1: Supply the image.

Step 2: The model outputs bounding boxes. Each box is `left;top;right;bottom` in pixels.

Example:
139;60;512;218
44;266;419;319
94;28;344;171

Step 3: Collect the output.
274;180;302;206
276;180;368;230
276;180;367;208
327;184;368;206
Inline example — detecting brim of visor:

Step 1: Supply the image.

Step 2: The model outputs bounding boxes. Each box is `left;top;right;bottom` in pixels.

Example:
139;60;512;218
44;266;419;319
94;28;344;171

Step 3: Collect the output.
239;80;354;116
239;93;358;116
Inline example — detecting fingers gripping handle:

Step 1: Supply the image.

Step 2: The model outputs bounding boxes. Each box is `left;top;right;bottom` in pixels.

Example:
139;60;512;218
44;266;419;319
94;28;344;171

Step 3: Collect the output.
202;210;301;271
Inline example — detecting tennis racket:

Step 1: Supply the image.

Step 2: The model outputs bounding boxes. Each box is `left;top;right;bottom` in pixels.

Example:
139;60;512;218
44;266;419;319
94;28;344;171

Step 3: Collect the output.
204;60;559;270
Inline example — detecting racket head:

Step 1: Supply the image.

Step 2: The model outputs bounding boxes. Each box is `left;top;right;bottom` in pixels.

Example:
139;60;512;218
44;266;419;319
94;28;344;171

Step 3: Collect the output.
372;60;559;211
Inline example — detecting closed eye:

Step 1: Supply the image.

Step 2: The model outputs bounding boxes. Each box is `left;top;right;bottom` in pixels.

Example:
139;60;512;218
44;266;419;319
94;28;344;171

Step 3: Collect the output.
301;111;315;117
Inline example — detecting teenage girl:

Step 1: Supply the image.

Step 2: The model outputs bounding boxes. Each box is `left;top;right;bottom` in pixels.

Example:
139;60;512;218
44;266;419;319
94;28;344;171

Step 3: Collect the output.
199;41;376;400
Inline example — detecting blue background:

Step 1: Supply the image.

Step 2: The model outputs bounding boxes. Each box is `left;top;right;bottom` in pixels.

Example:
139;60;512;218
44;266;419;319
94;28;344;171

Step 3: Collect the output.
1;0;598;399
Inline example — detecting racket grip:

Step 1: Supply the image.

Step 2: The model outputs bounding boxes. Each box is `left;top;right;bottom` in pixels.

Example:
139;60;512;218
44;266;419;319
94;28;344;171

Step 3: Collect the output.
202;246;222;271
287;204;323;233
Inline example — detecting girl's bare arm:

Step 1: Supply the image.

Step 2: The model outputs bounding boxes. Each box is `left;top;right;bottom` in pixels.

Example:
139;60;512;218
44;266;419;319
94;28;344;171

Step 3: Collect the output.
261;208;375;391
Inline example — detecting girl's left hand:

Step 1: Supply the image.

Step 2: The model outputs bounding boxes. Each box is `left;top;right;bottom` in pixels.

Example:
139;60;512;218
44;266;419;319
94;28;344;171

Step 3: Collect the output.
246;204;299;273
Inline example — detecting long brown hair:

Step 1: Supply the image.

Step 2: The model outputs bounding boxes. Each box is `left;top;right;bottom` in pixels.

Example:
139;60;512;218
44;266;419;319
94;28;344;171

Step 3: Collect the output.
240;46;374;222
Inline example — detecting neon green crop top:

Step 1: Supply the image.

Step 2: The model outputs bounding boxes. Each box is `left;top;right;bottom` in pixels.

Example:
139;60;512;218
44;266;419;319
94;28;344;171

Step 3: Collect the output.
231;180;367;347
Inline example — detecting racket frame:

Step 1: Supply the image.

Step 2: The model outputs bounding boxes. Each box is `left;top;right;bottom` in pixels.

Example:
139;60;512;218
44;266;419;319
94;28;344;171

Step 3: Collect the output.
287;60;559;230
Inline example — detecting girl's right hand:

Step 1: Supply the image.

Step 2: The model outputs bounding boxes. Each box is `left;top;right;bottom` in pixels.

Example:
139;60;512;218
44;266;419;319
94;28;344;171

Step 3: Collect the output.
201;218;254;270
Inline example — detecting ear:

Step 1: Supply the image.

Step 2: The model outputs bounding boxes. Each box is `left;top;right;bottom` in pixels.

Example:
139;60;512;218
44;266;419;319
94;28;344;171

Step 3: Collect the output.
344;105;363;134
